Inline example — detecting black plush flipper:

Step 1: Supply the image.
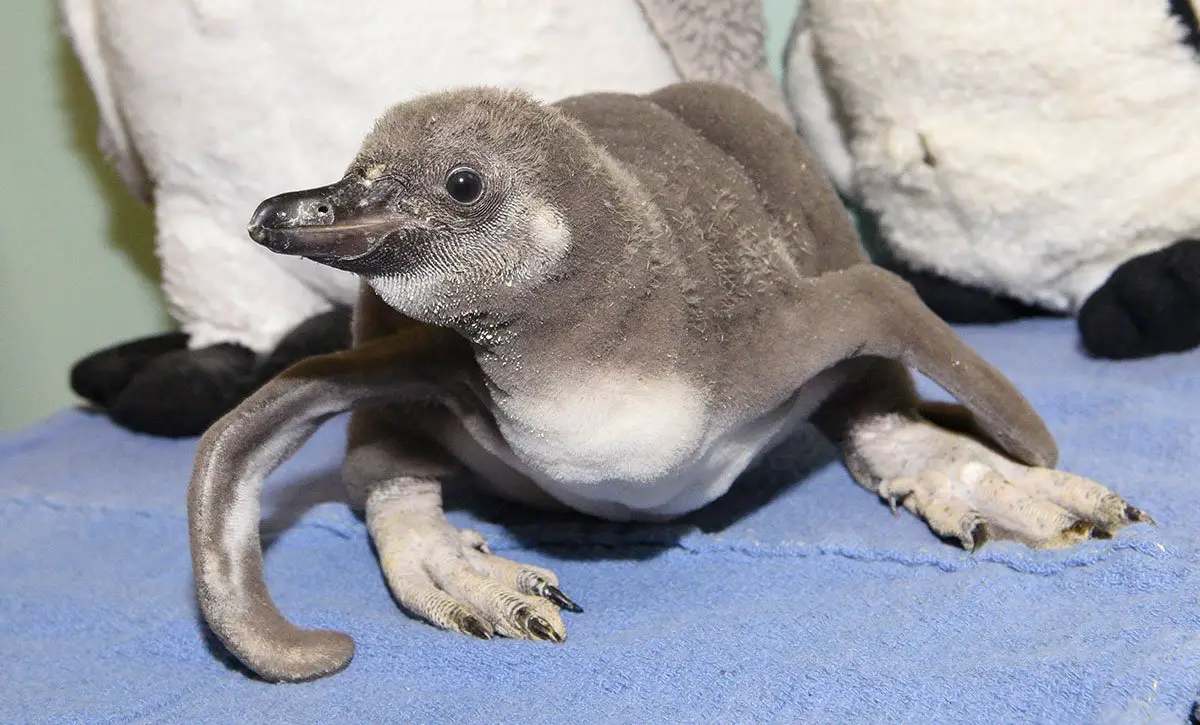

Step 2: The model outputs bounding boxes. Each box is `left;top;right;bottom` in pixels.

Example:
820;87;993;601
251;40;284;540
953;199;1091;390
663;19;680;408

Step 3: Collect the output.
68;308;354;438
883;259;1052;324
1078;239;1200;359
107;343;259;437
256;306;354;381
1169;0;1200;55
70;331;190;407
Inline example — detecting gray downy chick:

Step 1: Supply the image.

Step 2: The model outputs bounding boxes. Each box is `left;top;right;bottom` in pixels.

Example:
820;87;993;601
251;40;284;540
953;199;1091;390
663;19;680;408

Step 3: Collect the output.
188;82;1152;683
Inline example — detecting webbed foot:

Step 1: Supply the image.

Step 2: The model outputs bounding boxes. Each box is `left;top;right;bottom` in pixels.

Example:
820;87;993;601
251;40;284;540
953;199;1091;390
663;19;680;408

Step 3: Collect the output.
855;415;1151;550
367;482;579;641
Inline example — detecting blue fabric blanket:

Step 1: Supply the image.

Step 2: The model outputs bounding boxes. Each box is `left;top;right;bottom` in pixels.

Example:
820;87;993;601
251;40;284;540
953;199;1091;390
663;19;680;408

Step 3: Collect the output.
2;318;1198;724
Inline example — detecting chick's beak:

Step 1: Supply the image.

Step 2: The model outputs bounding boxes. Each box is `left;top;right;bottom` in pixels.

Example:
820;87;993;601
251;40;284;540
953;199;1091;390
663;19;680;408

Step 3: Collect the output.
246;177;402;262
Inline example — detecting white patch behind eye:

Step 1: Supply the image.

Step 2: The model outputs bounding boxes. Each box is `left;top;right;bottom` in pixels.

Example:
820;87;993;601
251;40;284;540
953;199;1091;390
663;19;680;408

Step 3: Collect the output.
514;202;571;286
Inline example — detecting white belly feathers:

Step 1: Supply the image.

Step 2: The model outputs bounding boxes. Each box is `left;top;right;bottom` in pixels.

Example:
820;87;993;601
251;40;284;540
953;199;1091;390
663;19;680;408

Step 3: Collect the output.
443;368;848;522
495;371;710;487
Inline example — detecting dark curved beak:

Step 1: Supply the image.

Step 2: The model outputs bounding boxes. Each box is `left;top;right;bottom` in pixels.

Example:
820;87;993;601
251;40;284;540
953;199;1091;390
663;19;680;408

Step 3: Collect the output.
246;177;402;262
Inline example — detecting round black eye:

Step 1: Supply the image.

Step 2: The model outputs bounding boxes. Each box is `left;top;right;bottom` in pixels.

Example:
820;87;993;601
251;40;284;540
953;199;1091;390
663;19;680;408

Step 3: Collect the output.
446;167;484;205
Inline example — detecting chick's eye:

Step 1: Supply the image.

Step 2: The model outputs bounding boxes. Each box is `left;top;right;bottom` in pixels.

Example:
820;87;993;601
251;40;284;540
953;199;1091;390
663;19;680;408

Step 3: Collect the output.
446;167;484;205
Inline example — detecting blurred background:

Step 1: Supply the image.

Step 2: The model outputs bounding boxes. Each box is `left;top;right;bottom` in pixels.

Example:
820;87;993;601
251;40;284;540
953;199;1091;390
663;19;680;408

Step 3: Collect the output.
0;0;797;432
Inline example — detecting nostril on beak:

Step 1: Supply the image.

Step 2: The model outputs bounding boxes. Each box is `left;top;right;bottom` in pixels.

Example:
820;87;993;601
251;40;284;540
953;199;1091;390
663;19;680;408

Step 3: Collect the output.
245;182;347;252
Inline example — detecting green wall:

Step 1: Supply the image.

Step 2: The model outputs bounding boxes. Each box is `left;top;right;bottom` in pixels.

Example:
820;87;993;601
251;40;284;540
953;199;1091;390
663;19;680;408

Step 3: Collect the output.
0;2;169;432
0;0;797;433
763;0;798;78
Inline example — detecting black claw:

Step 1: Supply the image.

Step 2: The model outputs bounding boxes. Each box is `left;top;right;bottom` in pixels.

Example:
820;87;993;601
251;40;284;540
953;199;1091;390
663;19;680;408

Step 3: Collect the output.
1065;519;1096;539
884;494;903;517
526;615;564;644
543;584;583;613
459;615;493;640
968;522;991;553
1125;505;1156;525
1092;527;1114;540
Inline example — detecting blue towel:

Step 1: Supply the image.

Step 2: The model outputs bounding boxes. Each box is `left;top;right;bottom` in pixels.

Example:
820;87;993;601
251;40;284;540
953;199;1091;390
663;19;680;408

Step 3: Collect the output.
2;318;1198;724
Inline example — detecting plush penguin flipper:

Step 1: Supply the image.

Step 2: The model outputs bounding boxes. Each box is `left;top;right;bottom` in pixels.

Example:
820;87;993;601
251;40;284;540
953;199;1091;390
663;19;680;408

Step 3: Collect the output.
189;330;465;682
648;80;867;274
634;0;789;120
67;308;354;439
807;264;1058;469
69;331;190;408
56;0;150;202
883;257;1054;324
1078;239;1200;359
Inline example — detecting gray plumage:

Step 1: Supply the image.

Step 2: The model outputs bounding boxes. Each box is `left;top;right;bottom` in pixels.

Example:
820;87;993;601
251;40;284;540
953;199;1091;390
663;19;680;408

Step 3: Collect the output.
188;82;1151;683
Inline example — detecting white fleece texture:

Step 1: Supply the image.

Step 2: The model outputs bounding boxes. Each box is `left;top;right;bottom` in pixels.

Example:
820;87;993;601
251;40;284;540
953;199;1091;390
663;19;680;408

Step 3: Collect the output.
785;0;1200;312
58;0;695;352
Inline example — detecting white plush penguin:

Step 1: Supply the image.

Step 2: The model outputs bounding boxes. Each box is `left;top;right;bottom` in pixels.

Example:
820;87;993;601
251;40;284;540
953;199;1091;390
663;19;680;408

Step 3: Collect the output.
59;0;787;436
783;0;1200;359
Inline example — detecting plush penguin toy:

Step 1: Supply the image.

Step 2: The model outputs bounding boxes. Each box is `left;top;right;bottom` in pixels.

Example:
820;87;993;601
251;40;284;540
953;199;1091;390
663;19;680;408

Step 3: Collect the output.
783;0;1200;359
186;82;1148;682
58;0;788;437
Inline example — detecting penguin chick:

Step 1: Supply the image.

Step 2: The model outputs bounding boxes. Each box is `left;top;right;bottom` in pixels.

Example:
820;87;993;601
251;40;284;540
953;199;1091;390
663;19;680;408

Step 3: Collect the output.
187;82;1152;683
